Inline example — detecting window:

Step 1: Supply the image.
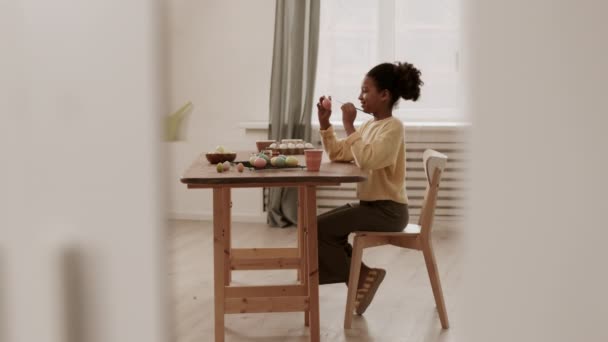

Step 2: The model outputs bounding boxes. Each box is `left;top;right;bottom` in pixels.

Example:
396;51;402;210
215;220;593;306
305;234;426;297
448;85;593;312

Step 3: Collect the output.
315;0;462;123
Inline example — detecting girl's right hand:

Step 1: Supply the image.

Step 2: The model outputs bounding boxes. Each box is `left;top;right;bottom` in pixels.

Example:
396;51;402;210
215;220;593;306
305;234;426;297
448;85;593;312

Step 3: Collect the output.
317;96;332;130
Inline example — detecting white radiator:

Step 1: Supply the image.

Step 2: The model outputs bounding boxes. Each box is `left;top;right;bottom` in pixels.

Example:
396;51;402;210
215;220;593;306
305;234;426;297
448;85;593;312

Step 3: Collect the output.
263;124;469;223
315;124;469;222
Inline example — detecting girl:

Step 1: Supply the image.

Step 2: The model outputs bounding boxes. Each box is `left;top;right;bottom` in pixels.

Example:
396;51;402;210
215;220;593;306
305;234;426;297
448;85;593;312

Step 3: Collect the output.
317;61;423;315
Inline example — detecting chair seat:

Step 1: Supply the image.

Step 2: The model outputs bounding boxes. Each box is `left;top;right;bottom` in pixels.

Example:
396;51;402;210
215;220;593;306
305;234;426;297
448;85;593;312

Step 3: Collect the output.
354;223;421;236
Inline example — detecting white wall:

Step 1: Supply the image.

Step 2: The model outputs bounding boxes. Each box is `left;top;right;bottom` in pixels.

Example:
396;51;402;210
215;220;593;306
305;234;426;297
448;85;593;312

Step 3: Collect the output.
166;0;276;221
460;1;608;341
1;1;167;342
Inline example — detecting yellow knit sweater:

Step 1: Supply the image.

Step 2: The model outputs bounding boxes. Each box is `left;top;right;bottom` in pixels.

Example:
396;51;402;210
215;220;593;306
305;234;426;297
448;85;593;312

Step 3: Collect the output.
319;116;408;204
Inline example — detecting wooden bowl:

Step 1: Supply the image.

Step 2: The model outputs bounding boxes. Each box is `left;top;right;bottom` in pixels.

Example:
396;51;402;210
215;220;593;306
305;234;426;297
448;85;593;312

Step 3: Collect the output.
205;152;237;164
256;140;276;152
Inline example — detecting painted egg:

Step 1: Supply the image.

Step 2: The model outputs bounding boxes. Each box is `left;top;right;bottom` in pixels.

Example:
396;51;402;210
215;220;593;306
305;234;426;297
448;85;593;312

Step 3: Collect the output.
285;156;299;167
222;161;231;171
253;157;267;168
322;98;331;109
236;163;245;172
275;156;286;167
258;153;270;163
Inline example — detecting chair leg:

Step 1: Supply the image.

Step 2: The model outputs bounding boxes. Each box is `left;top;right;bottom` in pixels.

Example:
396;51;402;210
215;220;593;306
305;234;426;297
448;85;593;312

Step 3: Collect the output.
344;235;364;329
421;240;449;329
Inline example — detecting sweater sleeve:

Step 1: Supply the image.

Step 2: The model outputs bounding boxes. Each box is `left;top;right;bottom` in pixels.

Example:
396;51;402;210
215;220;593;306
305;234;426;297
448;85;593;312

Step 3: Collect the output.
344;120;403;170
319;125;354;162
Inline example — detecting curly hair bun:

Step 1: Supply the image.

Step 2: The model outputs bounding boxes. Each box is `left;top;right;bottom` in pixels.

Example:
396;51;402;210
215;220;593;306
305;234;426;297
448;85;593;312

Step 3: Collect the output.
395;62;423;102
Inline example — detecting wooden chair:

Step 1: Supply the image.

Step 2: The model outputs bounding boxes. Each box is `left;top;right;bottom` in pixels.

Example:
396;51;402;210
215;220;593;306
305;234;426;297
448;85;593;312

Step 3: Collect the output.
344;149;450;329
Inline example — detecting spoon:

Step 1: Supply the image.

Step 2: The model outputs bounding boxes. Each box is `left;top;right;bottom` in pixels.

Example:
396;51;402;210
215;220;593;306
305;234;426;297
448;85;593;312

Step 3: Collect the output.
333;99;367;114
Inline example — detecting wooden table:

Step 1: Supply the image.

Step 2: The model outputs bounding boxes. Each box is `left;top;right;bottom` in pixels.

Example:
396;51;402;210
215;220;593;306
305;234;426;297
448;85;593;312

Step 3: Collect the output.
181;152;367;342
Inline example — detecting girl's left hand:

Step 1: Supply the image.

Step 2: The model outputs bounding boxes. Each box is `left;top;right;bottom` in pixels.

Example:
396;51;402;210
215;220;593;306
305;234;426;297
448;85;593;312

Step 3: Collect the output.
341;102;357;127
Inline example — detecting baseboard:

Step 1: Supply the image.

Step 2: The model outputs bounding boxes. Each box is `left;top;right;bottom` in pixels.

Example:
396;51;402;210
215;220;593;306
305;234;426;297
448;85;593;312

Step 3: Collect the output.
432;219;465;232
169;211;463;232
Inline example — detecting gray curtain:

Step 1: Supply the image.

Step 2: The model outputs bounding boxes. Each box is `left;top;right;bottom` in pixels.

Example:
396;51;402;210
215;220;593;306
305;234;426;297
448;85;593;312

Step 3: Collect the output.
267;0;320;227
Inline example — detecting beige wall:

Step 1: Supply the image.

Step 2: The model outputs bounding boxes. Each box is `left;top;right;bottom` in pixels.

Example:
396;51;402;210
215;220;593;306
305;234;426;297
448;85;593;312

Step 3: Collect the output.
461;1;608;341
1;0;167;341
166;0;276;222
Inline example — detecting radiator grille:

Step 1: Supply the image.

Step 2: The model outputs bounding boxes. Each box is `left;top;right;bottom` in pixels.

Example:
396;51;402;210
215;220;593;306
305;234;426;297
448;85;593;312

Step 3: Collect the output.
264;125;469;222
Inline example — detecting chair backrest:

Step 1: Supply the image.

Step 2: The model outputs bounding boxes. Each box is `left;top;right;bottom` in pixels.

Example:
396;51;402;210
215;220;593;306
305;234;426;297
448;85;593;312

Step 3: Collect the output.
418;149;448;240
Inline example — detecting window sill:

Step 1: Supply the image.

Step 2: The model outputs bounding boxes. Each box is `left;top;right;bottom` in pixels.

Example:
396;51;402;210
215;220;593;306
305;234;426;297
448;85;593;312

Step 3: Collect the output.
239;120;472;131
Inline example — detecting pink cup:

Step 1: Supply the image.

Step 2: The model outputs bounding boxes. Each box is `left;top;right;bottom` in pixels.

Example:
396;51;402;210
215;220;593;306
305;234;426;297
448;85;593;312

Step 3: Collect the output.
305;149;323;171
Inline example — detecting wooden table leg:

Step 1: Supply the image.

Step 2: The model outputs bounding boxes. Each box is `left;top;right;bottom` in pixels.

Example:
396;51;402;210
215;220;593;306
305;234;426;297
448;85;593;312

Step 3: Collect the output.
304;185;320;342
297;189;303;282
225;196;232;285
298;187;310;326
213;187;230;342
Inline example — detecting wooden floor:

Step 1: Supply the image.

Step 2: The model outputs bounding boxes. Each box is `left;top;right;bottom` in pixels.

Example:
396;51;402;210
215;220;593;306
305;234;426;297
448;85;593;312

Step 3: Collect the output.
168;219;462;342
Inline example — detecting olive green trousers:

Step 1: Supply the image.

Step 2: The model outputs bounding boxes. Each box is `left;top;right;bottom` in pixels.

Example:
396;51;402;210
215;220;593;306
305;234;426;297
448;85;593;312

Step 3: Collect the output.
317;200;409;285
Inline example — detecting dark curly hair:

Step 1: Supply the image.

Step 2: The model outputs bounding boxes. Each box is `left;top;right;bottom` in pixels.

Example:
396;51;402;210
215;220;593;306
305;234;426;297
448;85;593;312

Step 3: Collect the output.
366;62;423;107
